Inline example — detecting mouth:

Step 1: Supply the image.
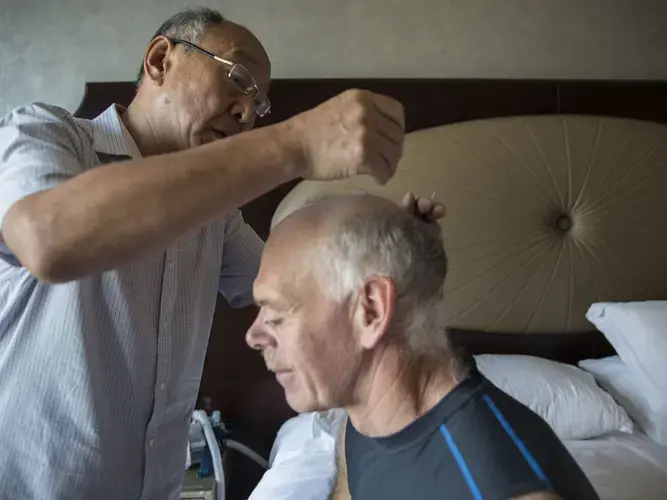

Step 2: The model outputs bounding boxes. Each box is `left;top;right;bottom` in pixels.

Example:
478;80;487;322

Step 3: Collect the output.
275;370;292;385
270;367;292;376
211;128;228;140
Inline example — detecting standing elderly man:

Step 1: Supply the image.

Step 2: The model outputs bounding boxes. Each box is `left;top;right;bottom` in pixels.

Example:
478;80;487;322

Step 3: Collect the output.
0;7;416;500
247;193;601;500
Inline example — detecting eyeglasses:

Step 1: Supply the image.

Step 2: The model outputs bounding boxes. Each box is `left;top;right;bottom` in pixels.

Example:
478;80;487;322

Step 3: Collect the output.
171;38;271;118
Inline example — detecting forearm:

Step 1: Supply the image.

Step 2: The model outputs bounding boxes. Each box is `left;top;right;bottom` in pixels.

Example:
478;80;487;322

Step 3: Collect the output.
3;124;299;282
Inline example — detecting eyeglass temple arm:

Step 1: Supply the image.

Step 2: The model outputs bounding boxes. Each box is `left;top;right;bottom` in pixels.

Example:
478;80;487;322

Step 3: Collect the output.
170;38;234;67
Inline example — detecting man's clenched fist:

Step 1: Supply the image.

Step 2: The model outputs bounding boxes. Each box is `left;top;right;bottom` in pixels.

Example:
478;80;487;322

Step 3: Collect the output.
284;89;405;185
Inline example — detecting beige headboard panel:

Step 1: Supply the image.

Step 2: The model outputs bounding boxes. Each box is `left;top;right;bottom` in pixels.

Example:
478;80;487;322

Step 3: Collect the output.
273;115;667;334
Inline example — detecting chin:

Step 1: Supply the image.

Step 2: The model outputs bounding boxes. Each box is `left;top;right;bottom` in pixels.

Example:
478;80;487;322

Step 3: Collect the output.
194;135;213;147
285;391;333;414
189;131;214;148
285;394;317;414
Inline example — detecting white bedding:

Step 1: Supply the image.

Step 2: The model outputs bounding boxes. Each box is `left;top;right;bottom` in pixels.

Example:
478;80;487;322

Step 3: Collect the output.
249;413;667;500
564;431;667;500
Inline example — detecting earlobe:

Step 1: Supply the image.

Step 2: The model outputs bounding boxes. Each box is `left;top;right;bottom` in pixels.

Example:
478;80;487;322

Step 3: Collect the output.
143;36;172;85
356;277;396;350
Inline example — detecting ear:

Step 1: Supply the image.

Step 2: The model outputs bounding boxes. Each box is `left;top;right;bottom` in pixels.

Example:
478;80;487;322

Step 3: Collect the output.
353;276;396;350
143;35;173;86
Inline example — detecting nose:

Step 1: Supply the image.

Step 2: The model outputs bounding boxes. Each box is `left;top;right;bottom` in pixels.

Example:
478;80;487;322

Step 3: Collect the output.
230;94;256;130
245;315;274;351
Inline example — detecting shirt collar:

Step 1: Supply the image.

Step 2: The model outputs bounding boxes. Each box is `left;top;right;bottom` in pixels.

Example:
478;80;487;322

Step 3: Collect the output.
90;104;143;160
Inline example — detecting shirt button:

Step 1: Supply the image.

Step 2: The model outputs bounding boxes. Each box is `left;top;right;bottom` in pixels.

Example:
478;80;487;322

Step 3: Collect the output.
159;383;166;392
148;438;155;447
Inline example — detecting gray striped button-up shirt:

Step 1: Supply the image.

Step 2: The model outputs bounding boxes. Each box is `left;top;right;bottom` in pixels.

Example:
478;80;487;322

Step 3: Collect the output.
0;103;264;499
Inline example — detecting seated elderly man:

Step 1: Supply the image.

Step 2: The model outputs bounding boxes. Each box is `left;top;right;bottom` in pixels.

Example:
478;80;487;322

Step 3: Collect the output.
246;193;600;500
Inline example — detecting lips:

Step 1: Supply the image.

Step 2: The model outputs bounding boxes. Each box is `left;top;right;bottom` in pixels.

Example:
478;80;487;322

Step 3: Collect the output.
211;128;228;140
275;371;292;385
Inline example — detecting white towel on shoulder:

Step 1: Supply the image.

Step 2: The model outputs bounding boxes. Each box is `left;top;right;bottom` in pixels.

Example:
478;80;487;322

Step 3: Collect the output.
248;409;347;500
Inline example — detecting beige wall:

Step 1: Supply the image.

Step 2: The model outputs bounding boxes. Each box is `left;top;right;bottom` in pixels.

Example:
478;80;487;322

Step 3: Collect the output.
0;0;666;116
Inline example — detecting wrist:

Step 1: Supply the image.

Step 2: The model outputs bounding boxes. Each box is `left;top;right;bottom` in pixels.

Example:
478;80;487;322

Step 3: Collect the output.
271;119;308;180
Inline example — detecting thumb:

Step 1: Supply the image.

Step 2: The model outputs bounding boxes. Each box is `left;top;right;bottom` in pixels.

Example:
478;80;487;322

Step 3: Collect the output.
401;191;416;209
373;168;391;186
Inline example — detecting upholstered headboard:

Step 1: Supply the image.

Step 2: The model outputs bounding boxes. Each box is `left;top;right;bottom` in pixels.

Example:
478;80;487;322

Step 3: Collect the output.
274;114;667;333
74;79;667;475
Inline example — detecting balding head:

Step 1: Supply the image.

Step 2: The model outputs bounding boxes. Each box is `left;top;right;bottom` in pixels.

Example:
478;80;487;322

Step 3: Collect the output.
274;192;403;233
271;193;448;339
267;193;405;261
247;193;451;413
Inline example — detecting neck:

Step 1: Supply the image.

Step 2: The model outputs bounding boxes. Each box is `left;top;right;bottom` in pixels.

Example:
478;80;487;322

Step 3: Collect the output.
123;93;178;156
346;347;463;437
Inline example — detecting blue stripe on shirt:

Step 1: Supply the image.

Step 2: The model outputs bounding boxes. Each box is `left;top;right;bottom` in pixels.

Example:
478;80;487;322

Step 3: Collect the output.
482;394;553;490
439;424;484;500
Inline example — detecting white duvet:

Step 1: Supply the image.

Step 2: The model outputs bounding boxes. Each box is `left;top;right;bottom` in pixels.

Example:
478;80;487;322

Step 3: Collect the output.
565;431;667;500
249;413;667;500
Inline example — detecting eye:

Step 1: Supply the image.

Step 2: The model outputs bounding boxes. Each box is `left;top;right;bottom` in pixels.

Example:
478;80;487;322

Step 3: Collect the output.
264;318;283;328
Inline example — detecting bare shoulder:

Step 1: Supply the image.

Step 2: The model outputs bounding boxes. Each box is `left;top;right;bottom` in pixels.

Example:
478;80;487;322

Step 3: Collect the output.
511;492;564;500
329;415;351;500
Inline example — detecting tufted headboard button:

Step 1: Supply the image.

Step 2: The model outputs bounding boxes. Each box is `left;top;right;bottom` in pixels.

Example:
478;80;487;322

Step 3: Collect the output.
556;214;572;232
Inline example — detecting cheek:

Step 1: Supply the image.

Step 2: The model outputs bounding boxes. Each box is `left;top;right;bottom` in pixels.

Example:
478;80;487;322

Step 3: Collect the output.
177;75;229;124
199;73;237;111
290;324;359;409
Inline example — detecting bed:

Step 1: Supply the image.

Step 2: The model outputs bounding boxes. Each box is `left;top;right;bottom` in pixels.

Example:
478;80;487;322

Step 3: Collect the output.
566;431;667;500
74;78;667;499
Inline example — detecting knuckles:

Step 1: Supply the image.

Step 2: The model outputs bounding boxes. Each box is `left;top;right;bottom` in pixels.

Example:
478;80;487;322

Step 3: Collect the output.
341;89;375;125
296;88;403;184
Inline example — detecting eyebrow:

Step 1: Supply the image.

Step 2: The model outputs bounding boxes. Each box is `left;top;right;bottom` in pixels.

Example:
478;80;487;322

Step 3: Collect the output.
253;290;301;312
253;297;288;310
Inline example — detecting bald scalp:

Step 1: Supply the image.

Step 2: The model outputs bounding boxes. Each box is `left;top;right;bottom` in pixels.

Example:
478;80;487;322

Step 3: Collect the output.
137;8;270;87
265;193;413;303
202;21;270;69
272;193;409;240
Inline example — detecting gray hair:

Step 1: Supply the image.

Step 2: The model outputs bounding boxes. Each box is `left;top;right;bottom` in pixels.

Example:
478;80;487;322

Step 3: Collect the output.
136;7;226;83
301;193;451;359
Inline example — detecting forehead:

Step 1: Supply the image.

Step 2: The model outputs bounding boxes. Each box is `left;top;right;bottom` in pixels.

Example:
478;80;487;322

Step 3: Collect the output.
253;258;282;303
200;23;271;83
253;233;313;307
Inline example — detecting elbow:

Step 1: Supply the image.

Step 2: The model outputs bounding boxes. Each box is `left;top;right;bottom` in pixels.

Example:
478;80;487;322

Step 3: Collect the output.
2;202;77;283
25;252;74;285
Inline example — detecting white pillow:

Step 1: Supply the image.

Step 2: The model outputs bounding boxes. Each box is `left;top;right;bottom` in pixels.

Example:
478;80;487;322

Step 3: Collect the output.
586;301;667;397
475;354;634;440
579;356;667;446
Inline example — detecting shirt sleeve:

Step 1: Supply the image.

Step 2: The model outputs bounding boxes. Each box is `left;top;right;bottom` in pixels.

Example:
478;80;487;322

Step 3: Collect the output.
0;103;85;261
218;209;265;308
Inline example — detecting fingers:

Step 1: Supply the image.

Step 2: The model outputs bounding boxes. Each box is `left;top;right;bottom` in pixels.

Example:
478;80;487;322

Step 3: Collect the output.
417;197;436;214
432;204;446;219
364;95;404;185
366;130;402;183
402;192;447;222
402;191;416;209
370;94;405;147
370;93;405;133
294;89;406;185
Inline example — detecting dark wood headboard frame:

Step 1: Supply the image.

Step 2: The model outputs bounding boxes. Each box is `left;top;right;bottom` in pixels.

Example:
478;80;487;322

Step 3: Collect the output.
75;78;667;445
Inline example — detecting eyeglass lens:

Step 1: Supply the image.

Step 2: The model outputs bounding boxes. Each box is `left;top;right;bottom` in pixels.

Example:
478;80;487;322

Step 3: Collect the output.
228;65;271;117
